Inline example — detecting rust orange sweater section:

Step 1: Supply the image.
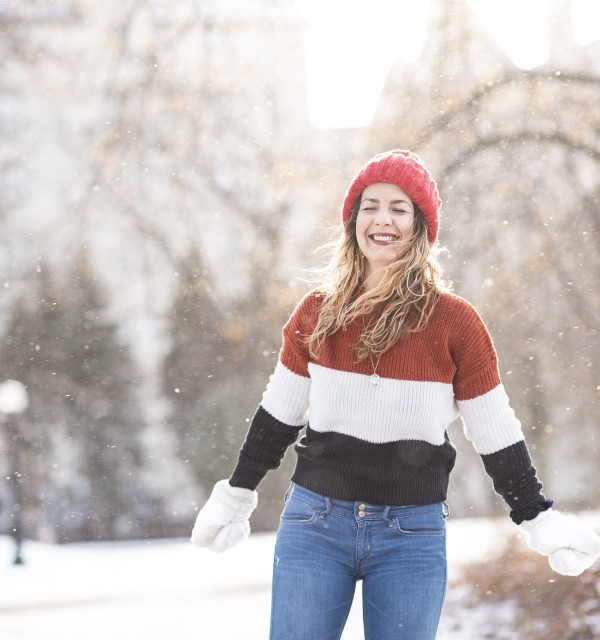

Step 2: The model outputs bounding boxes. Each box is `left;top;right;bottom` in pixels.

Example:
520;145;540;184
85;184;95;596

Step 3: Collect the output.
281;290;501;401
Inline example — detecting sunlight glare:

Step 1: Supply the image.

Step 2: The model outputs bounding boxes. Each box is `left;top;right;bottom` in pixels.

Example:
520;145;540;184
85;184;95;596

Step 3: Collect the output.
296;1;598;130
467;0;549;69
571;0;600;46
296;0;429;129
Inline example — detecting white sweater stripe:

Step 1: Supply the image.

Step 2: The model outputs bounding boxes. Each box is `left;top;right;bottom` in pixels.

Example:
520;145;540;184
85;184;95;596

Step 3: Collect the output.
307;363;458;445
261;361;310;426
261;362;524;455
457;384;524;455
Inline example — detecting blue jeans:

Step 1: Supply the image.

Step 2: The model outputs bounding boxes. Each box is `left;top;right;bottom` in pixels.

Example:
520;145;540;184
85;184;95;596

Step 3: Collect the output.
270;484;448;640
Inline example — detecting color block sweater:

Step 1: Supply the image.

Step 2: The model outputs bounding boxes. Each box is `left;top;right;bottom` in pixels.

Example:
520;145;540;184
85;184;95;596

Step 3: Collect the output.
230;290;551;523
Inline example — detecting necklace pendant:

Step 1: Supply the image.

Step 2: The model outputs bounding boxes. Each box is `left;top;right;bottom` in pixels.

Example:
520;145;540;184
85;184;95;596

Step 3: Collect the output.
370;373;380;386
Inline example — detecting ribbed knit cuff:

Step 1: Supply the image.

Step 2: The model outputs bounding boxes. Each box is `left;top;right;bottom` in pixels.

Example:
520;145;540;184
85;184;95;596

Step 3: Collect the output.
480;440;550;519
510;498;554;525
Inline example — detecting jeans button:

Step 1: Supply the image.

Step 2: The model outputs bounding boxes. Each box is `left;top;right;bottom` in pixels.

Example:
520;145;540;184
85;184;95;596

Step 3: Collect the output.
359;504;367;510
358;510;366;517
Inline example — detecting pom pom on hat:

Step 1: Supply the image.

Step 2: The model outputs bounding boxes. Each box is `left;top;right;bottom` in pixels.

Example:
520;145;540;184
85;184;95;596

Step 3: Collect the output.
341;150;441;244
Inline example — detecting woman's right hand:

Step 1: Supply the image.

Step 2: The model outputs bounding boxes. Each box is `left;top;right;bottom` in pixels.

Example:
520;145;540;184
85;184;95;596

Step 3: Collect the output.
190;480;258;553
520;509;600;576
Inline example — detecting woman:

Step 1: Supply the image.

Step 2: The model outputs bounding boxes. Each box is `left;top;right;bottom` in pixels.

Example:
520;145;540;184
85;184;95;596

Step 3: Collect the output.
191;150;600;639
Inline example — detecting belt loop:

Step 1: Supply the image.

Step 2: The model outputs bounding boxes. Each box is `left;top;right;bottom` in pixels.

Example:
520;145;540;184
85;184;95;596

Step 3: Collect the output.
382;505;391;522
283;482;293;503
442;501;450;518
319;496;332;519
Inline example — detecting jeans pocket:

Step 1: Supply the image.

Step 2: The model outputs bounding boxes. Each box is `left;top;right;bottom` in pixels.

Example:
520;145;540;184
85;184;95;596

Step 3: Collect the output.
280;496;320;525
392;508;446;537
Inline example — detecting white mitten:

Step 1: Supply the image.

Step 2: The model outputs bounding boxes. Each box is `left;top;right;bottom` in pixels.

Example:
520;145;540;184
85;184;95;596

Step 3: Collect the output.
520;509;600;576
190;480;258;553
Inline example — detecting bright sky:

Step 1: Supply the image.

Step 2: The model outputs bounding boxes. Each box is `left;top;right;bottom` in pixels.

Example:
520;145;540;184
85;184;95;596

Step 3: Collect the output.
295;0;600;129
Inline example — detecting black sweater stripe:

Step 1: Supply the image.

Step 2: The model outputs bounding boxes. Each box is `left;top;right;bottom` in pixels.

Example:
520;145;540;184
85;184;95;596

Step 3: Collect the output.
230;408;551;523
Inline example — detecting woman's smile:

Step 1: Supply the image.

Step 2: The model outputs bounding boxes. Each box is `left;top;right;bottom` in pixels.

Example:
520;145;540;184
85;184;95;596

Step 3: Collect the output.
369;233;401;244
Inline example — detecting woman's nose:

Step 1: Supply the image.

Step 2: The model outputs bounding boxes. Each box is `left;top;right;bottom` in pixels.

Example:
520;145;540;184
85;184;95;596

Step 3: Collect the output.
374;210;392;225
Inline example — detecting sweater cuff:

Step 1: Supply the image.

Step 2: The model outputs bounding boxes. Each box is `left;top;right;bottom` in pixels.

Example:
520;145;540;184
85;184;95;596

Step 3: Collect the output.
510;498;554;525
480;440;551;521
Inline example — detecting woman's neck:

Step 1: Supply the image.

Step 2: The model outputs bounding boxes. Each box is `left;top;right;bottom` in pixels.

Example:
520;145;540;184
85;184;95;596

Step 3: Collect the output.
362;266;387;292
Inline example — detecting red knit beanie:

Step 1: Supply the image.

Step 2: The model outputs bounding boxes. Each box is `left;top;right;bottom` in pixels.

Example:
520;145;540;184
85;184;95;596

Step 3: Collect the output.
342;150;441;244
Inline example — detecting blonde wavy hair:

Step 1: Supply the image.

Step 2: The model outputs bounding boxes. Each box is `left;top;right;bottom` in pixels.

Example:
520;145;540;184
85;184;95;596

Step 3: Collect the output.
307;200;450;362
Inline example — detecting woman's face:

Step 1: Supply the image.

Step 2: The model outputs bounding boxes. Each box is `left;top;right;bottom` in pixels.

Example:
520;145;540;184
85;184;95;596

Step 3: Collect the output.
355;182;415;277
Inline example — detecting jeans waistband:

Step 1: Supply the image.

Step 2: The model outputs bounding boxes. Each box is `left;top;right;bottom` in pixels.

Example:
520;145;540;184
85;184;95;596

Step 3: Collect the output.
287;483;448;520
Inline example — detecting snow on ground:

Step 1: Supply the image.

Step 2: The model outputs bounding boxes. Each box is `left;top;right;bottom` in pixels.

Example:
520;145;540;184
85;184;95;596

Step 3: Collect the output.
0;515;581;640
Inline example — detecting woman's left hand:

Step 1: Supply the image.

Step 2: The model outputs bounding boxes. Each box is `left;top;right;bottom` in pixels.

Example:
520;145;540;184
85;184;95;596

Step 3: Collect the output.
520;509;600;576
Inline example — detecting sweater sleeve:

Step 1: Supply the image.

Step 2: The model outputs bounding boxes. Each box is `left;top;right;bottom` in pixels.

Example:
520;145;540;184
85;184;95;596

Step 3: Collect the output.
449;297;552;523
229;291;321;490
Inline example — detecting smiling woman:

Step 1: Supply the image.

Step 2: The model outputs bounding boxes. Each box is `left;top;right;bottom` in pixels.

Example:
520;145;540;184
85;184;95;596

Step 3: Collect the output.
190;149;600;640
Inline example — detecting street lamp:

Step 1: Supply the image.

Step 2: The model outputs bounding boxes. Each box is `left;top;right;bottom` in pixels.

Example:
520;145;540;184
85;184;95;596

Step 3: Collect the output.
0;380;30;565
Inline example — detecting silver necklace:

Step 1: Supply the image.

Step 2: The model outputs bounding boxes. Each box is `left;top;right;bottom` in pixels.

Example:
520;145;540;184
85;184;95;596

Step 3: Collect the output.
362;315;382;386
368;353;382;386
